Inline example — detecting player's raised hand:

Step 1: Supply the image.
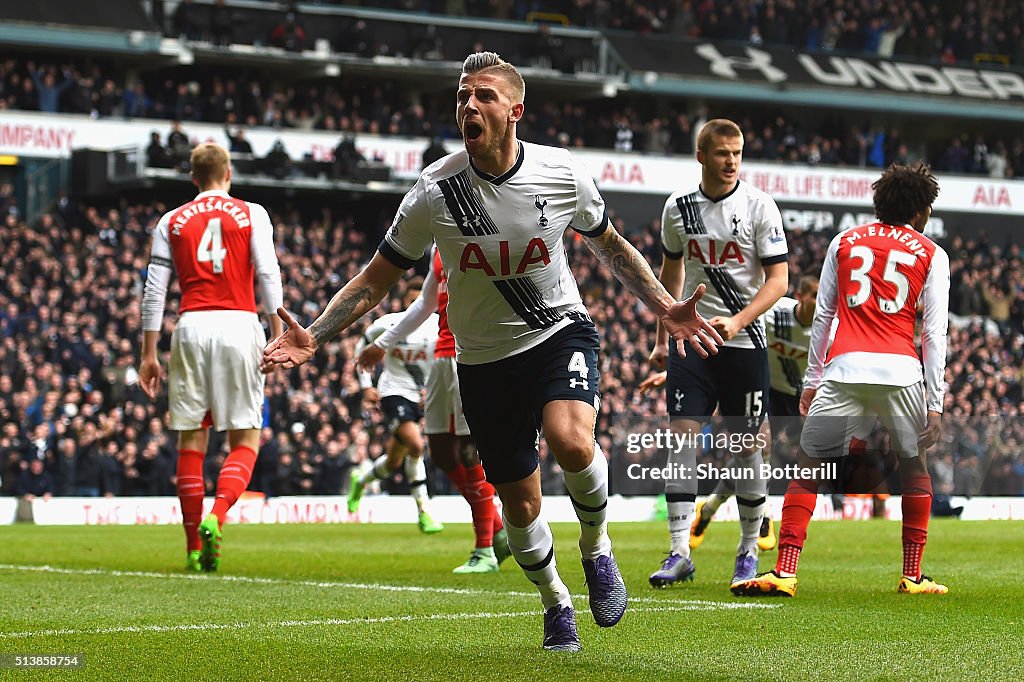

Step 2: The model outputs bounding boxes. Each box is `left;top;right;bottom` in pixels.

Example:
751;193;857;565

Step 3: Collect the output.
138;356;162;399
637;371;667;396
357;343;386;372
262;307;317;371
662;283;724;359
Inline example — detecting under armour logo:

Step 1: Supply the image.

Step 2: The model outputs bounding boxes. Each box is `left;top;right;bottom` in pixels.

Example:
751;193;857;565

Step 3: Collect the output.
461;214;483;232
674;390;685;412
569;378;589;390
695;44;788;84
535;195;548;227
731;215;742;235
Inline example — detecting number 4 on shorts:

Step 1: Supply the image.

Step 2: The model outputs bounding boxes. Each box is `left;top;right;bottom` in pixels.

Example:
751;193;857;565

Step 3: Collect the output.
568;351;589;390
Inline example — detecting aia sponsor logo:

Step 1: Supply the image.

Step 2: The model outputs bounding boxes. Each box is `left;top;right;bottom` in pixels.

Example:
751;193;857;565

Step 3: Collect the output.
687;240;745;265
459;238;551;276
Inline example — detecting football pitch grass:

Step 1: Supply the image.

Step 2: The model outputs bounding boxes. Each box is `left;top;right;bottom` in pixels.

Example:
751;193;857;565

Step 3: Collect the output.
1;519;1021;680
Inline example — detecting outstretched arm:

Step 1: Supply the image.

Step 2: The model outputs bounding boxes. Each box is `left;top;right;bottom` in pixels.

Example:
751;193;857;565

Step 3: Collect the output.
584;225;674;315
262;253;406;370
583;225;723;358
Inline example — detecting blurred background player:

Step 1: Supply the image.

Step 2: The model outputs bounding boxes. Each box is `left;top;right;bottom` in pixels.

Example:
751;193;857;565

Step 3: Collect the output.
358;245;511;574
689;274;821;552
138;143;283;572
349;276;444;534
733;163;950;598
648;119;788;591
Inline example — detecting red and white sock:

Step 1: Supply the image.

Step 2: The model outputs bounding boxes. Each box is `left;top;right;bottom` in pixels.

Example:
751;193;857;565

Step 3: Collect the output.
177;449;205;552
210;445;258;526
775;478;818;577
463;464;497;548
901;473;932;580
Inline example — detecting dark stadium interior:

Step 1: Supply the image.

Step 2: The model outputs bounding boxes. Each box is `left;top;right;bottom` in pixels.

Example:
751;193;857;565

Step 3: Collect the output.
3;0;1024;502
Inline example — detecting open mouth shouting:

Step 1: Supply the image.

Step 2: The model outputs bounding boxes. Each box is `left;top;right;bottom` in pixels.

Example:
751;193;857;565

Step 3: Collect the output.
462;121;484;144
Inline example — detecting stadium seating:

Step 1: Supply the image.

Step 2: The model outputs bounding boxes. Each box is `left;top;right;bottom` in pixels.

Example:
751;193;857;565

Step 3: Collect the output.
1;1;1023;500
1;193;1021;498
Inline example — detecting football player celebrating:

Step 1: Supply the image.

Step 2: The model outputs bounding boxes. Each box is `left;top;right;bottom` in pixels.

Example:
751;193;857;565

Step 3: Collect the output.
263;52;722;651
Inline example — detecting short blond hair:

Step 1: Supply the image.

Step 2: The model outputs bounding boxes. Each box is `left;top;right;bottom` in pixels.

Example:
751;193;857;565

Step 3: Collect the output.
697;118;743;152
462;51;525;104
190;143;230;187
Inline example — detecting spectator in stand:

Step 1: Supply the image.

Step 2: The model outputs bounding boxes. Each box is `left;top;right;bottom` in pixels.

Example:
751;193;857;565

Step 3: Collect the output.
146;132;173;168
173;0;204;41
262;139;294;179
15;458;54;501
123;82;152;119
30;63;74;113
225;127;254;155
270;8;306;52
166;120;192;166
332;134;365;179
210;0;236;46
421;136;448;169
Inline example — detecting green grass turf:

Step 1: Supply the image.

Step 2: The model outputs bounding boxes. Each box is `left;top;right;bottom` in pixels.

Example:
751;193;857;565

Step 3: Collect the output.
1;519;1022;681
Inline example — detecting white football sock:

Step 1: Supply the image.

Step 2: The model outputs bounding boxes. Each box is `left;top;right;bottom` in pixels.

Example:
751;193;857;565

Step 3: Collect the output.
561;443;612;560
503;511;571;610
404;455;429;512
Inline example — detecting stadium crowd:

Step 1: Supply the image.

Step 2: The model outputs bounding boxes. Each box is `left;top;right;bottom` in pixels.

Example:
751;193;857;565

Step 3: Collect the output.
1;181;1022;500
4;46;1024;178
162;0;1024;67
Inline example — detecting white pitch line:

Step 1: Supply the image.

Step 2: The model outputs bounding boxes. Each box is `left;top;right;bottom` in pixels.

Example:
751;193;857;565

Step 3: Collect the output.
0;563;780;611
0;610;539;640
0;603;772;641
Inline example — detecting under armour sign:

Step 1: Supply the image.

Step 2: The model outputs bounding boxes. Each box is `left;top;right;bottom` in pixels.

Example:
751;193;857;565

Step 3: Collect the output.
695;44;788;84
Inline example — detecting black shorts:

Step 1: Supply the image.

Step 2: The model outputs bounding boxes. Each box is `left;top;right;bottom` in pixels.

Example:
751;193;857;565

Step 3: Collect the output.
666;342;769;435
458;320;601;485
768;387;802;442
380;395;422;434
769;388;800;418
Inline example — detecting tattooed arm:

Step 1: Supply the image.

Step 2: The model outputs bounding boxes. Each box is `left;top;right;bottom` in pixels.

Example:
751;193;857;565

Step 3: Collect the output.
584;226;676;316
262;253;406;371
584;226;723;358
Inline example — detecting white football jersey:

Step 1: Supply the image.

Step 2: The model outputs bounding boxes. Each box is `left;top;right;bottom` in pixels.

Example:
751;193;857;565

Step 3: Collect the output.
381;142;606;364
764;297;811;397
357;312;438;403
661;181;788;349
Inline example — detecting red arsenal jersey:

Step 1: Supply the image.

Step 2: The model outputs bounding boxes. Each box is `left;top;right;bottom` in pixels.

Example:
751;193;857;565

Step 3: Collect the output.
167;192;257;314
827;222;936;363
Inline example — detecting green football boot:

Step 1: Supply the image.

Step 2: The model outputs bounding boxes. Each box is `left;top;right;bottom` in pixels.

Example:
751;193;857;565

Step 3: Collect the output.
198;514;222;572
347;469;366;514
185;550;203;573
